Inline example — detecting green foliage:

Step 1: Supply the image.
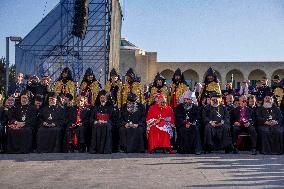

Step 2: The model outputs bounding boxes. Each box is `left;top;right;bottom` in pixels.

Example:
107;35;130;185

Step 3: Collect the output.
0;57;16;97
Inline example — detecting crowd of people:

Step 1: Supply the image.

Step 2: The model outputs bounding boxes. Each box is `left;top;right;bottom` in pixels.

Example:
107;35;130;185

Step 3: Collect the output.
0;66;283;155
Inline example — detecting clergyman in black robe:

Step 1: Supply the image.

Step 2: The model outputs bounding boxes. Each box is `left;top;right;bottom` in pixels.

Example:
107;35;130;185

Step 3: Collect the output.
256;92;283;155
202;92;232;153
175;91;202;154
37;92;65;153
231;95;257;155
6;91;37;153
64;95;90;152
90;90;113;154
119;93;146;153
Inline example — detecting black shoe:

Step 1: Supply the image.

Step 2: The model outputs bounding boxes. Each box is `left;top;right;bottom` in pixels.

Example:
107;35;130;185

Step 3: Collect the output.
225;147;233;154
251;148;257;155
204;150;211;154
195;151;202;155
79;144;86;153
233;147;239;154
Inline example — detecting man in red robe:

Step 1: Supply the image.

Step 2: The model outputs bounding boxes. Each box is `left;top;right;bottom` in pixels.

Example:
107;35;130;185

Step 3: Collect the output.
146;94;175;154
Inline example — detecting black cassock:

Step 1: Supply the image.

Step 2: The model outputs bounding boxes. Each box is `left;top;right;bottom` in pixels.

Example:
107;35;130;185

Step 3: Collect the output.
175;104;202;154
37;105;65;153
6;105;37;153
63;106;90;152
119;103;146;153
202;105;232;151
231;107;257;149
0;107;5;151
256;105;283;155
90;104;113;154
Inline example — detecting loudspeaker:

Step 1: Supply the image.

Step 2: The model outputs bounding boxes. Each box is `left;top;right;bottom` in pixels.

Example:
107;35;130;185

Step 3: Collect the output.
72;0;89;39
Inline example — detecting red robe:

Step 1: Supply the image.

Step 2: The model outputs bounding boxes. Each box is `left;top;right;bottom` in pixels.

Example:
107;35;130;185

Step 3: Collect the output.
146;103;175;153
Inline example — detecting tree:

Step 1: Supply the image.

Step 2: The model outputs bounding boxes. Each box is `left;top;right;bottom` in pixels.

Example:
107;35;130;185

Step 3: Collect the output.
0;57;16;95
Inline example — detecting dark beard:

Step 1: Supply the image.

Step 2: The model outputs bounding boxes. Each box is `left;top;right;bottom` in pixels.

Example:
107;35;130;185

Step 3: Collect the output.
183;104;192;110
174;80;181;85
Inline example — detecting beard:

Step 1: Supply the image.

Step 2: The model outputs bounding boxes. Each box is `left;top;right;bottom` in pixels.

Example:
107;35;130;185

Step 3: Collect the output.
263;102;273;108
127;103;137;113
183;103;192;110
211;103;219;108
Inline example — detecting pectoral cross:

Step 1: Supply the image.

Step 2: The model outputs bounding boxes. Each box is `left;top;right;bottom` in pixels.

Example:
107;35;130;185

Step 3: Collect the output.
48;114;53;120
216;110;221;118
22;114;26;122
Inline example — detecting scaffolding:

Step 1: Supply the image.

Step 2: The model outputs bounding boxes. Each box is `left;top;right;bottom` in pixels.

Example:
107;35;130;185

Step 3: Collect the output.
15;0;112;85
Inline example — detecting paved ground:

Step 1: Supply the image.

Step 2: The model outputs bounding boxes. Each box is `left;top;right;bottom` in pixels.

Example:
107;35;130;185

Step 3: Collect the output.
0;152;284;189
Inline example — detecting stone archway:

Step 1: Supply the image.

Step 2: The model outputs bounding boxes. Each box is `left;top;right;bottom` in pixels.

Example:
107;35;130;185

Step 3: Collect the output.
183;69;199;90
248;69;267;87
226;69;244;89
271;69;284;81
160;69;174;85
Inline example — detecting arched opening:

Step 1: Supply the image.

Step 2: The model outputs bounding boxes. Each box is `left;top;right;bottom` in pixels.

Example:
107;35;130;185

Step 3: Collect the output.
160;69;174;85
226;69;244;89
183;69;199;90
271;69;284;81
248;69;267;87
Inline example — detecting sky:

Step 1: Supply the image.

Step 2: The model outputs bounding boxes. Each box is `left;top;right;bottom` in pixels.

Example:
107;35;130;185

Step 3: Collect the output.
1;0;284;64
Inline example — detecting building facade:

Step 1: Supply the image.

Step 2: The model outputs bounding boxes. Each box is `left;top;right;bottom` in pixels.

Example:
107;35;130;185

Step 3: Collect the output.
120;38;284;89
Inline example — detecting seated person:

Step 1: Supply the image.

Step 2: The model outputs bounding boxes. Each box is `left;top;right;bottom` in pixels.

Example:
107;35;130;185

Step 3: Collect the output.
202;92;232;153
146;94;175;154
37;92;65;153
231;95;257;155
175;91;202;154
257;92;283;155
6;91;37;153
119;93;146;153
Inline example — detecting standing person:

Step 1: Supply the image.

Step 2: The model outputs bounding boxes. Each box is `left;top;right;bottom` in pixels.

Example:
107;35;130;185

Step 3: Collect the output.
64;95;90;152
231;95;257;155
36;75;52;105
146;94;175;154
119;93;146;153
175;91;202;154
203;92;232;153
89;90;114;154
199;67;222;105
256;76;272;100
6;91;37;153
104;68;121;152
257;92;283;155
121;68;145;105
169;68;188;109
104;68;122;108
272;75;284;106
80;68;101;107
37;92;65;153
149;72;169;106
8;73;26;97
239;80;250;96
54;67;76;105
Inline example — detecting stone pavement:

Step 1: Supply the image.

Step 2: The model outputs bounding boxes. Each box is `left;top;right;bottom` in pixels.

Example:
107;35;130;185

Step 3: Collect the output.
0;153;283;189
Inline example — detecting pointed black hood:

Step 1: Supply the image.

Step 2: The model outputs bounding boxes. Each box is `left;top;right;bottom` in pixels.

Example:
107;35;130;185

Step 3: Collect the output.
110;68;118;77
204;67;219;83
58;67;73;81
154;72;166;81
126;68;136;80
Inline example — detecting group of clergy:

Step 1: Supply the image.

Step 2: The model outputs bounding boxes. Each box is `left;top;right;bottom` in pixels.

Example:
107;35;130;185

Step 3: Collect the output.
0;66;284;155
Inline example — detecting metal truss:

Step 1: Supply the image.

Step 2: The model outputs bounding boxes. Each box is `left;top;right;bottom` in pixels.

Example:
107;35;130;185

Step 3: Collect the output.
15;0;112;85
